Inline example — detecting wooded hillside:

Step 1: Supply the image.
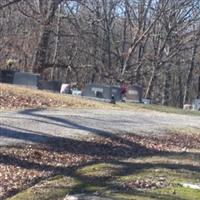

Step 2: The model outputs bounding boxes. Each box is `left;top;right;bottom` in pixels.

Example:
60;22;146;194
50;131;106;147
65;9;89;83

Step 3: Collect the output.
1;0;200;106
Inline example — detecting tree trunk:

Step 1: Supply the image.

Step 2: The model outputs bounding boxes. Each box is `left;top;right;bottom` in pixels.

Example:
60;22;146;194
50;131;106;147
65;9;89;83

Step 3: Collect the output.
162;66;171;105
183;40;198;104
51;4;61;80
32;0;62;73
145;66;156;99
32;25;51;73
178;74;184;108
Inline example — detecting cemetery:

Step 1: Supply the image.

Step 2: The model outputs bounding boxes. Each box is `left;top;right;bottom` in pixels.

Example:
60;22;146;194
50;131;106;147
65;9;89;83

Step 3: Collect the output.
1;69;200;111
1;74;200;200
1;1;200;200
0;69;144;104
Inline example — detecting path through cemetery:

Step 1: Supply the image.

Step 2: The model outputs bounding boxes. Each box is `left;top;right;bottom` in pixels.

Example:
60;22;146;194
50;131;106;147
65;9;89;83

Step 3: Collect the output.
0;108;200;146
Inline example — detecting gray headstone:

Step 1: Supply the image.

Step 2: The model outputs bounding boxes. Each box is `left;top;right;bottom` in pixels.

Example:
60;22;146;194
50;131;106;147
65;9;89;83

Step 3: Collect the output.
0;70;16;83
38;80;62;92
192;99;200;111
126;85;143;102
82;84;122;101
13;72;40;88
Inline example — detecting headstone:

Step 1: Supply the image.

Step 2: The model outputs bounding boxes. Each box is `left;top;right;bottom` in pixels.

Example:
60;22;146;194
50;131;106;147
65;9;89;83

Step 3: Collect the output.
13;72;40;88
0;70;16;83
82;84;122;101
192;99;200;111
111;86;122;101
38;80;62;92
126;85;143;103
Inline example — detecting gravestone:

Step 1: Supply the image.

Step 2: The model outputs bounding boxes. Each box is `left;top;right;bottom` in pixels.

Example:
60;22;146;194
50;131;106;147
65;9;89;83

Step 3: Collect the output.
13;72;40;88
38;80;62;92
0;70;16;83
126;84;143;103
192;99;200;111
82;84;122;101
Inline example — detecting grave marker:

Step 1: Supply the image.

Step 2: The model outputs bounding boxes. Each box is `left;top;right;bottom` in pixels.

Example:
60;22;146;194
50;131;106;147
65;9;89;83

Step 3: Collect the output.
126;85;143;103
82;84;122;101
13;72;40;88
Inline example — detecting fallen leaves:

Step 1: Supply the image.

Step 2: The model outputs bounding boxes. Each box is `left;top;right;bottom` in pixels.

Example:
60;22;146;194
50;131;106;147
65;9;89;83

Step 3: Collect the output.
120;176;169;190
0;132;199;199
123;133;200;152
0;83;109;110
0;145;94;199
0;90;58;109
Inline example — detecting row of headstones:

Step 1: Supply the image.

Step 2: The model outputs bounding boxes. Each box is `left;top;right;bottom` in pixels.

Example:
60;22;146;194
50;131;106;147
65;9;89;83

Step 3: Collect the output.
0;70;145;103
82;84;143;103
0;70;62;92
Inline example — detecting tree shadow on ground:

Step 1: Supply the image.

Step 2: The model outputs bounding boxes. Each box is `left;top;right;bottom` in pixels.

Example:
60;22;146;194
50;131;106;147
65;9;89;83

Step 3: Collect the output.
1;108;200;199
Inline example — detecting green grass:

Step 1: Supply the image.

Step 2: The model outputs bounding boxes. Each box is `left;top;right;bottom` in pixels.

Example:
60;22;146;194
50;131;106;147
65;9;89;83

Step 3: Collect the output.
118;102;200;116
8;176;80;200
141;104;200;116
9;154;200;200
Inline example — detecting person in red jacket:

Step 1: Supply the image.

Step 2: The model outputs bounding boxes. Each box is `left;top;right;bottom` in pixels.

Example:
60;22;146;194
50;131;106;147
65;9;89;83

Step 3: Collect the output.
120;80;127;101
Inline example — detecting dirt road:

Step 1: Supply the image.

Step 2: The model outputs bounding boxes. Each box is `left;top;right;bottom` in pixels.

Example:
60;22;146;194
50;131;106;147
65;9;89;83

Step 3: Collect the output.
0;108;200;146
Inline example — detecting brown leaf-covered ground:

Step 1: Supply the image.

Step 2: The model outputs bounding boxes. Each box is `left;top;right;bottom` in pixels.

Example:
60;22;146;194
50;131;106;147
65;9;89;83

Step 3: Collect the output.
0;84;110;110
1;84;200;199
0;133;200;199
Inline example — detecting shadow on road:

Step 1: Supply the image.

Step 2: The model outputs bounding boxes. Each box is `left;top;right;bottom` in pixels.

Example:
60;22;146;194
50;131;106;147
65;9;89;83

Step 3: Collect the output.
1;108;200;199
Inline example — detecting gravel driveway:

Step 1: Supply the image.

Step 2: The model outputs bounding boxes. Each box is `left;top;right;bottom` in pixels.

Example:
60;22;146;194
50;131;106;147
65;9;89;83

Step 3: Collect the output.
0;108;200;146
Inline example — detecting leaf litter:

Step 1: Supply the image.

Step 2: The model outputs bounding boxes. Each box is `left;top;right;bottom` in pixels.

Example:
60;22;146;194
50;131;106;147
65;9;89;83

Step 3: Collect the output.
0;132;200;199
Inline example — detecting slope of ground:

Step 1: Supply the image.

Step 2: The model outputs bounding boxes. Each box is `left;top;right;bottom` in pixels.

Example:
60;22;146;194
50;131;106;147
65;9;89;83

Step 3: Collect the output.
0;83;112;111
1;83;200;117
1;83;200;200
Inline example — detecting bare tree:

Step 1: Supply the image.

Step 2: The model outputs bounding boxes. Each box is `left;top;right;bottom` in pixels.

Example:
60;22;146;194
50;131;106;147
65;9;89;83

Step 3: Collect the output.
0;0;23;10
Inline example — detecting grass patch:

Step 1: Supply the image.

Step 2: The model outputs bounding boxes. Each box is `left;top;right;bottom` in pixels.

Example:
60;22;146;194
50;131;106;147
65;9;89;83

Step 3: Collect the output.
3;132;200;199
8;176;80;200
122;103;200;116
7;153;200;200
76;163;124;178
